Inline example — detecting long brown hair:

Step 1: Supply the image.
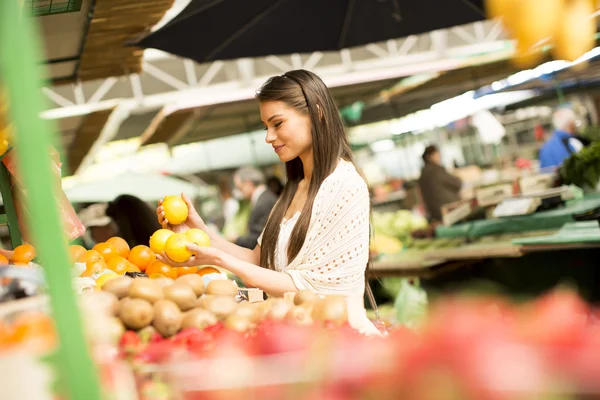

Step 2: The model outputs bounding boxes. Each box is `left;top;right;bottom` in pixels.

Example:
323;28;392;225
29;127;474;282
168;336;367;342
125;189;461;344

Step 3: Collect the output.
257;70;359;270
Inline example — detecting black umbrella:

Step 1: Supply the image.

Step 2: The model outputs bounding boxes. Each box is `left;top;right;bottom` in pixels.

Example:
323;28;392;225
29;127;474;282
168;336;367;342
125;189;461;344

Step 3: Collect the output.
132;0;487;63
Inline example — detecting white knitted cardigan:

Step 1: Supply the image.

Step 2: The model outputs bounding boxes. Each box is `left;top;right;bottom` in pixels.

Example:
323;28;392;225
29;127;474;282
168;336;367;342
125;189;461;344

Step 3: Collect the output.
283;159;370;296
265;160;379;335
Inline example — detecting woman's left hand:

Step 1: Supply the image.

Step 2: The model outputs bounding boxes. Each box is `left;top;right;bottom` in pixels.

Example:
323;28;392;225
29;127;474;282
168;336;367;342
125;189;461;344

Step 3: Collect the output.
156;244;223;268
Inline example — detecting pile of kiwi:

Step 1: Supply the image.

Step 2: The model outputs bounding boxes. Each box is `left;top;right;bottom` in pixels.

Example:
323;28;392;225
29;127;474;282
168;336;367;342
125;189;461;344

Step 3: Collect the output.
87;275;350;340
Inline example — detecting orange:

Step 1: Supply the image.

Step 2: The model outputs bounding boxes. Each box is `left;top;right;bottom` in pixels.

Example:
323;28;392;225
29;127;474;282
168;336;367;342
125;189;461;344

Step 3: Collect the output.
149;229;174;254
12;244;36;264
0;254;8;265
162;195;188;225
68;245;86;263
127;245;156;271
77;249;103;264
126;262;141;273
197;266;221;276
164;233;193;263
177;266;198;277
81;259;107;277
106;237;130;258
186;228;210;247
93;242;119;261
106;256;130;275
8;313;56;353
146;260;178;279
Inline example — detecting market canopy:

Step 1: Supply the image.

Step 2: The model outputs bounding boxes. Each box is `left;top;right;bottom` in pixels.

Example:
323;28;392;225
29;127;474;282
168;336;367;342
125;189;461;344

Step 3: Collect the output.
64;173;202;203
132;0;487;62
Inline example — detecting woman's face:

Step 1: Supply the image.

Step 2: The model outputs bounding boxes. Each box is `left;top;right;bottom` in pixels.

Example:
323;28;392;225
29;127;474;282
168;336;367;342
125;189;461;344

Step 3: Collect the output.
260;101;312;163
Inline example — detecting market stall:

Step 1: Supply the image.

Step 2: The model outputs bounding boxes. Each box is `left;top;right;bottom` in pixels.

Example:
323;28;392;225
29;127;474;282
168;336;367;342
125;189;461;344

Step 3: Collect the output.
4;0;600;399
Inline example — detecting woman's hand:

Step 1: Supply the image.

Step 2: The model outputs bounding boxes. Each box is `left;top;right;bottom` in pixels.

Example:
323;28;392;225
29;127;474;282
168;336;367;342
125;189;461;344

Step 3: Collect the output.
156;243;223;268
156;193;205;233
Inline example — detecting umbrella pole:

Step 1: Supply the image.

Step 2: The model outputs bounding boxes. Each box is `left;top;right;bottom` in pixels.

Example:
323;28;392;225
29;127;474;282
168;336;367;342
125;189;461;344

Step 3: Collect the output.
0;3;102;400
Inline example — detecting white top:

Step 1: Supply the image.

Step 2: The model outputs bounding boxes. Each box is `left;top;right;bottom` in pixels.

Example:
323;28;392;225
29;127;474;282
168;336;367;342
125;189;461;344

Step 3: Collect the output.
258;160;380;336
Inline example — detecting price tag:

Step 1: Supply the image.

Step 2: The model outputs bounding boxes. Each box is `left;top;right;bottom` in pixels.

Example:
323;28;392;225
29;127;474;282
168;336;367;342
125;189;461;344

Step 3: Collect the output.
493;198;536;218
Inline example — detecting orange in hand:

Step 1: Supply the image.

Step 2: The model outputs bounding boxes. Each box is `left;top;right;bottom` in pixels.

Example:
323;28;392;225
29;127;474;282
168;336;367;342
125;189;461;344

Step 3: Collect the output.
149;229;174;254
106;237;130;258
162;195;188;225
164;233;193;263
93;242;119;261
68;245;87;263
81;259;107;277
12;244;36;264
127;245;156;271
0;254;8;265
77;249;103;264
146;260;177;279
106;256;130;275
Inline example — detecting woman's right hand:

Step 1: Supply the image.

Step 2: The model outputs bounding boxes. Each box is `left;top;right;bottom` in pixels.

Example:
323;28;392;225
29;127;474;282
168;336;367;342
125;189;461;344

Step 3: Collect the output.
157;193;206;233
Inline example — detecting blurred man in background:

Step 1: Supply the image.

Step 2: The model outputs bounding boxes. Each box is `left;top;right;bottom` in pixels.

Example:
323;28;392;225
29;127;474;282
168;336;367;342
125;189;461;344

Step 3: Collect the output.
418;145;462;222
232;167;277;249
539;107;585;169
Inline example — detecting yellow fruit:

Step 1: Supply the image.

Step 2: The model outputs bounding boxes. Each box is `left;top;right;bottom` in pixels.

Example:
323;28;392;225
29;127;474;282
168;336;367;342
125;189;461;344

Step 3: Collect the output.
185;228;210;247
512;42;544;69
149;229;175;254
512;0;563;48
162;196;188;225
485;0;520;31
553;0;595;61
164;233;193;263
95;272;118;288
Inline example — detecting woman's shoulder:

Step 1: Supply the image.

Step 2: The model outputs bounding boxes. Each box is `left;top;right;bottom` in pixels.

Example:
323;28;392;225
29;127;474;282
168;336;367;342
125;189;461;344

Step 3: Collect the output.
331;159;368;192
318;160;368;203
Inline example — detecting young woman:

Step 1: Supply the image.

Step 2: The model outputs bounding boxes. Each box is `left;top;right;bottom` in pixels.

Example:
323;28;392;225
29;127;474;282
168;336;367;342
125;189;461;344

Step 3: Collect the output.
157;70;378;335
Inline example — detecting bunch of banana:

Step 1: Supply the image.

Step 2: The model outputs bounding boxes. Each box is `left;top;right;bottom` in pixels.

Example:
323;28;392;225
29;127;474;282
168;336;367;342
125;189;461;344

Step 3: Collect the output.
486;0;597;67
0;88;12;155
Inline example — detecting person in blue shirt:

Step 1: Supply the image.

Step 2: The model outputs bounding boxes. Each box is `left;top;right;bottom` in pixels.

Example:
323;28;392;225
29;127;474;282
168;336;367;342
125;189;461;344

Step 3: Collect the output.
539;107;583;169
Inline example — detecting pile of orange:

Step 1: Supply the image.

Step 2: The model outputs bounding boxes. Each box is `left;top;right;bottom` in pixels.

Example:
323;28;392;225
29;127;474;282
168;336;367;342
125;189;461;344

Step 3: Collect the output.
72;232;216;280
0;312;56;354
0;243;37;266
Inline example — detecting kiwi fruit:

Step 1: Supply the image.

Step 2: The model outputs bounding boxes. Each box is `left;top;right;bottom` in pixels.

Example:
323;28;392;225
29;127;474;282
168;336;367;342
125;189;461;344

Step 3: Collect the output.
102;276;133;299
266;298;292;321
163;283;197;311
182;308;218;330
153;300;183;337
286;305;314;326
234;302;260;322
206;279;239;297
294;290;319;306
154;277;175;288
311;296;348;325
80;291;119;316
225;315;253;333
176;274;204;296
202;295;238;319
119;298;154;330
129;278;164;304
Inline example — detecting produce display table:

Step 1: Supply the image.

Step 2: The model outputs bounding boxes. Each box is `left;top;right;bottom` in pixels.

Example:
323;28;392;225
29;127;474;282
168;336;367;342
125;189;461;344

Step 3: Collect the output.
371;226;600;280
436;194;600;240
371;250;446;277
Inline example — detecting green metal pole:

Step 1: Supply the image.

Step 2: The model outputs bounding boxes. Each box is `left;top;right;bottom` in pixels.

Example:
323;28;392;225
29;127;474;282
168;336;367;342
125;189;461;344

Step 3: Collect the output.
0;162;23;247
0;2;102;400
